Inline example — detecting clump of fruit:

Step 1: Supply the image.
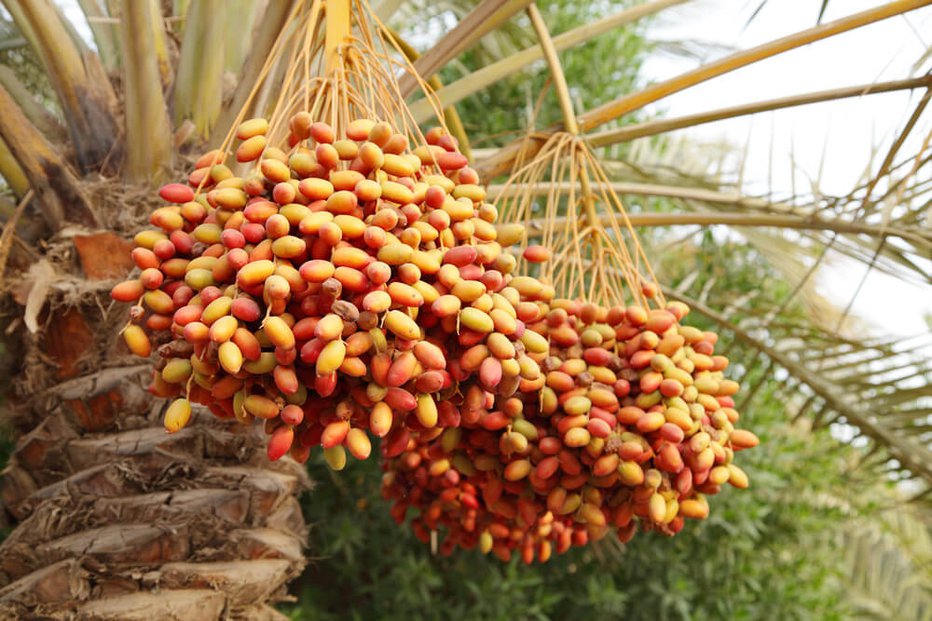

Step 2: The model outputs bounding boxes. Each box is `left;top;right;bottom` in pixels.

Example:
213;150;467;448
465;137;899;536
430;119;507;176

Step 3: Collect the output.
381;298;759;562
113;117;552;465
112;113;758;562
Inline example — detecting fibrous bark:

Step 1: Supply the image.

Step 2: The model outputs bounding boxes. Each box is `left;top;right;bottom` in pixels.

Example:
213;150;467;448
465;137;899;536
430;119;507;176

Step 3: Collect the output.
0;225;309;621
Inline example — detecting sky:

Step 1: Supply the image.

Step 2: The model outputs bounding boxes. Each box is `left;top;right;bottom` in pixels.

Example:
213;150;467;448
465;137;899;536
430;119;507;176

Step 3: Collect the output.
637;0;932;338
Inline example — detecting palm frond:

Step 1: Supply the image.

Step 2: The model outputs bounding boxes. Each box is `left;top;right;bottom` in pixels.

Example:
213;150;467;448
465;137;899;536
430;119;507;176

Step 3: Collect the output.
76;0;120;71
843;504;932;619
0;84;95;227
577;0;929;131
172;0;225;139
210;0;296;144
0;136;28;197
670;288;932;486
588;75;932;147
397;0;531;96
118;0;172;181
408;0;684;123
475;0;930;178
3;0;118;172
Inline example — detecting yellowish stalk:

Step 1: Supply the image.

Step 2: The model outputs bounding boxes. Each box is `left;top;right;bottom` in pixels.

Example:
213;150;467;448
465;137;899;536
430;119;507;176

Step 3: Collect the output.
528;4;637;303
0;137;30;198
526;3;577;135
120;0;173;182
588;75;932;146
325;0;351;75
174;0;225;138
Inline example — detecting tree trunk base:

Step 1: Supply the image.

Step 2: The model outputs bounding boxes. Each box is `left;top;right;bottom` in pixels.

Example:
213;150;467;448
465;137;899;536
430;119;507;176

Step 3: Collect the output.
1;207;311;619
1;369;309;619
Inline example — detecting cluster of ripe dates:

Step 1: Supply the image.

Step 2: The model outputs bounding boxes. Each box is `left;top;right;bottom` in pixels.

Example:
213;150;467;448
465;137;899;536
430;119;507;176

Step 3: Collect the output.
382;299;758;562
112;114;757;562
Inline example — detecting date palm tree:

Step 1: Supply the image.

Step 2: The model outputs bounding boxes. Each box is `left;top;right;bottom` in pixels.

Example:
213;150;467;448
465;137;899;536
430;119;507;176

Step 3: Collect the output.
0;0;928;618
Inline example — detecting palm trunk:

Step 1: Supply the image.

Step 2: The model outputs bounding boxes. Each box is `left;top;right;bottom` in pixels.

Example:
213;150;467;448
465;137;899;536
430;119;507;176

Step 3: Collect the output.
0;227;308;620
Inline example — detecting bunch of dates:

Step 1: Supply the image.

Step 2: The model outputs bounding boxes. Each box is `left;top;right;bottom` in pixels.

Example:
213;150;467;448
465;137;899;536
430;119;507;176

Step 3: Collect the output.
113;115;557;468
381;299;759;563
112;114;757;561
